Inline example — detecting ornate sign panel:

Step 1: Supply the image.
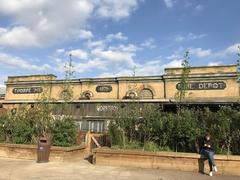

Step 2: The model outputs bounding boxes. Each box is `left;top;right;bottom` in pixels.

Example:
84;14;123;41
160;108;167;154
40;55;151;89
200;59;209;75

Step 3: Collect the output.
96;85;112;93
12;87;43;94
176;81;226;90
96;105;118;112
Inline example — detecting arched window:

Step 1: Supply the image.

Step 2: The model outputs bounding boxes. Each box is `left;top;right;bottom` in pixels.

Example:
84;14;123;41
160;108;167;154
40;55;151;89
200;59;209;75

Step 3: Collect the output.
80;91;93;100
124;90;138;99
139;88;153;99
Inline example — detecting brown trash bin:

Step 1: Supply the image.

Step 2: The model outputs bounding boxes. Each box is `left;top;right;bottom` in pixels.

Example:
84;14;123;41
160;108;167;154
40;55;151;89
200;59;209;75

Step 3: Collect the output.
37;138;51;163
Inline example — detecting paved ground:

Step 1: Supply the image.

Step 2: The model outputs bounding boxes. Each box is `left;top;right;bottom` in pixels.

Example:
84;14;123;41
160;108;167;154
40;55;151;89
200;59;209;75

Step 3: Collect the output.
0;157;239;180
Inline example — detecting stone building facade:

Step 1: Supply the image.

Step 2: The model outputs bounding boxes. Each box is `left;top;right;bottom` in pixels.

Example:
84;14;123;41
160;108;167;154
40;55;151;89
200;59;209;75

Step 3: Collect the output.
1;64;239;132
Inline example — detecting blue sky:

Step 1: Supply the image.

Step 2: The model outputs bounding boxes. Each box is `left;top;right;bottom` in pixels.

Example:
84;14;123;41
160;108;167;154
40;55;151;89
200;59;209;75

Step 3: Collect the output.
0;0;240;90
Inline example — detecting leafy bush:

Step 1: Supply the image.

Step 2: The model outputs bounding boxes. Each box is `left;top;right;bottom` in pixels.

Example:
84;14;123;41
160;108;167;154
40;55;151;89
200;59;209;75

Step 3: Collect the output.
0;115;7;142
144;141;159;152
0;105;77;147
12;120;34;144
110;104;240;155
171;109;199;152
124;140;141;150
51;116;77;147
108;122;125;147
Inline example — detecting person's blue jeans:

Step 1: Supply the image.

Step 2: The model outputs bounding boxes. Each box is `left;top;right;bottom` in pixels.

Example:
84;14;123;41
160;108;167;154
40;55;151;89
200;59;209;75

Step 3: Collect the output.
201;149;216;171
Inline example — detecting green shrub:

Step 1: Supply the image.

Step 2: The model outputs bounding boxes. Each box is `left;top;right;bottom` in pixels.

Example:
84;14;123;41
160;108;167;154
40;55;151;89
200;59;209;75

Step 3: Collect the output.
125;140;141;150
0;115;7;142
110;104;240;155
12;120;33;144
51;116;77;147
144;141;159;152
108;122;125;146
0;104;77;147
171;108;199;152
158;146;172;152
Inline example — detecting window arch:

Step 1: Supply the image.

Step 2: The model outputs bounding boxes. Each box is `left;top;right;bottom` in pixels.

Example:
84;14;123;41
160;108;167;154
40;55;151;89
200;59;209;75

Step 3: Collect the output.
139;88;153;99
124;90;138;99
80;91;93;100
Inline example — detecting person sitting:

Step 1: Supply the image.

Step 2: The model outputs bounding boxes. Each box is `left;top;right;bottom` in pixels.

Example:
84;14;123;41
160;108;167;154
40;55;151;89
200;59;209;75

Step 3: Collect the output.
200;133;218;176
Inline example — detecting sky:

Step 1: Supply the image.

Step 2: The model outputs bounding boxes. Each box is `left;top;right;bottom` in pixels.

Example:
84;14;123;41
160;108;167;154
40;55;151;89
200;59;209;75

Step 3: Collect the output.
0;0;240;92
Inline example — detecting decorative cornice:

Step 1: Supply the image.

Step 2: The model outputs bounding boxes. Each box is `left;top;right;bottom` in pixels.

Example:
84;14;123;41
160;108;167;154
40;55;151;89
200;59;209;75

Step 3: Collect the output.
5;73;237;86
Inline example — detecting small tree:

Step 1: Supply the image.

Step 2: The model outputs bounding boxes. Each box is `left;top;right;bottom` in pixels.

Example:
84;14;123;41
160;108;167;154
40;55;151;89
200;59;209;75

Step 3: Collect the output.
34;75;56;140
62;54;75;101
60;54;75;114
237;46;240;96
124;65;138;99
176;51;191;103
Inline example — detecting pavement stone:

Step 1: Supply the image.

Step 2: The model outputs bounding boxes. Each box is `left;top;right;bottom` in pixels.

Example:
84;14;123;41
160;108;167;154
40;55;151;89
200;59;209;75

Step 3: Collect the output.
0;157;239;180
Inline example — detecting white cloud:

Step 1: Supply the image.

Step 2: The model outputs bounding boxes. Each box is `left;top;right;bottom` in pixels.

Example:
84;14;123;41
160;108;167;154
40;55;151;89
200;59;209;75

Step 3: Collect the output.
0;84;6;94
210;43;240;58
97;72;115;78
0;0;141;48
0;0;95;47
135;59;182;76
94;0;140;20
163;0;174;8
166;54;181;60
175;36;184;42
53;39;143;75
56;48;65;54
109;44;140;52
74;59;107;73
106;32;128;41
54;42;240;78
77;29;93;39
0;28;7;34
52;55;107;74
224;43;240;54
189;48;212;58
0;26;39;47
208;61;222;66
175;33;207;42
0;52;51;71
194;4;204;12
91;48;135;67
141;38;156;49
86;40;106;49
167;43;240;67
98;58;182;77
68;49;88;60
0;75;8;90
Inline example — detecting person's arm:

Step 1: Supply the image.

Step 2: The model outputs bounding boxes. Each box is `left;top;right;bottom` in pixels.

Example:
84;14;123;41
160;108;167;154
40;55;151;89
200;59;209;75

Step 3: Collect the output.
205;143;211;148
204;140;212;148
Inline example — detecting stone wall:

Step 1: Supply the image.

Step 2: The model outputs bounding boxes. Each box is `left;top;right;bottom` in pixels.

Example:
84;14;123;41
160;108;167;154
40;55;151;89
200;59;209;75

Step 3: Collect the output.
0;143;86;162
93;148;240;176
3;65;239;103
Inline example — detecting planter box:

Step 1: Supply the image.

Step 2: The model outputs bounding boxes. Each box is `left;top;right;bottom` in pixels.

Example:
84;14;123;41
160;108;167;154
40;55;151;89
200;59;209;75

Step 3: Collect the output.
93;148;240;176
0;143;86;162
